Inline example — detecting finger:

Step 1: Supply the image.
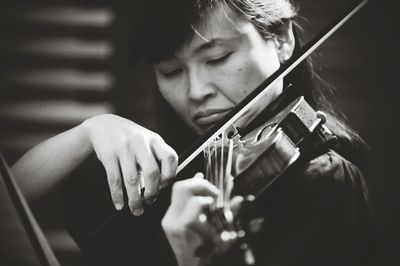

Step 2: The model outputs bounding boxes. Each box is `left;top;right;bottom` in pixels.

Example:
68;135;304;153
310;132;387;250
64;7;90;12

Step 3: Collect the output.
229;196;244;217
184;197;217;240
100;155;124;211
119;154;143;216
172;178;220;203
193;172;204;179
151;137;178;187
187;178;220;197
136;151;160;205
185;196;214;215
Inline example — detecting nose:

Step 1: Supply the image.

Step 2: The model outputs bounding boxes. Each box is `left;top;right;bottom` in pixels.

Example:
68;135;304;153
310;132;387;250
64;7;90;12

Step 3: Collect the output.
187;68;216;102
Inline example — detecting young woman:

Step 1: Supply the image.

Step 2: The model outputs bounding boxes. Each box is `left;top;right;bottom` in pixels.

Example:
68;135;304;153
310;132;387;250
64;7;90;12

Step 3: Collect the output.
12;0;378;265
140;0;378;265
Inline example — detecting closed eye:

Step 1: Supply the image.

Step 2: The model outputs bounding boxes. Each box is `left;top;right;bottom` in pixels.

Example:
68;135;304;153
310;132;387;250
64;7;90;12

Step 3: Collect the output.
207;52;233;65
161;68;183;78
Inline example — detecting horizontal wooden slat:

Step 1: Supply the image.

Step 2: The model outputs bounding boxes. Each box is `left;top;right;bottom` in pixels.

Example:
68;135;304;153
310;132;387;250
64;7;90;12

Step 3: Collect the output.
5;70;113;91
25;7;114;27
18;38;113;59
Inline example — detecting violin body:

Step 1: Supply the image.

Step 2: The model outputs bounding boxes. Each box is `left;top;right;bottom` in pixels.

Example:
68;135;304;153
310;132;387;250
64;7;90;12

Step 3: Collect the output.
232;96;336;197
202;96;337;265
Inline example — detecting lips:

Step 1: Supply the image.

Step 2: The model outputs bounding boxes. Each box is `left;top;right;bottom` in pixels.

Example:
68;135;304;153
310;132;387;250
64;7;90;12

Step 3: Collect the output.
193;109;232;128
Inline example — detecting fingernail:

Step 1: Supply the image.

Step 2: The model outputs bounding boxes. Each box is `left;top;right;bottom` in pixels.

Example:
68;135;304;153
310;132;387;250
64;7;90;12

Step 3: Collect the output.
194;172;204;179
198;213;207;223
133;208;144;216
115;202;123;210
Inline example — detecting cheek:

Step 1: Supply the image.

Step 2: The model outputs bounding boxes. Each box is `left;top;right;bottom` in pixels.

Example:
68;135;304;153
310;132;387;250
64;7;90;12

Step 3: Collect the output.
221;59;277;103
157;81;193;124
160;85;184;112
217;45;281;103
241;50;281;92
157;77;181;107
215;63;254;103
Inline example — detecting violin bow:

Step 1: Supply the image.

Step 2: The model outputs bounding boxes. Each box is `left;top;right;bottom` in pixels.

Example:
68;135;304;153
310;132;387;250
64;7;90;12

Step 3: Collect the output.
177;0;370;174
92;0;370;235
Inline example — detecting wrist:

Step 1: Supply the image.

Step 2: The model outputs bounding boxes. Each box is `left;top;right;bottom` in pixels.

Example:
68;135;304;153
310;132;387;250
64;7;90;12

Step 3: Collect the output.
76;119;95;156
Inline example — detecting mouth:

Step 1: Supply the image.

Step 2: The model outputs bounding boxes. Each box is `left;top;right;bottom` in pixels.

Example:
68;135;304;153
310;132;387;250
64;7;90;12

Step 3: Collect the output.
193;109;232;129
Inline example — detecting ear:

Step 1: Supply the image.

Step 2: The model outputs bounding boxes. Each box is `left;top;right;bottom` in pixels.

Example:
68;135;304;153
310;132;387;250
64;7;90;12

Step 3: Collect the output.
273;20;295;63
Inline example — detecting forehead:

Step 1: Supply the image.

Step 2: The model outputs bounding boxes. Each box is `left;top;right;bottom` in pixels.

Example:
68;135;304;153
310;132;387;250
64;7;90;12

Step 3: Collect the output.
179;7;248;54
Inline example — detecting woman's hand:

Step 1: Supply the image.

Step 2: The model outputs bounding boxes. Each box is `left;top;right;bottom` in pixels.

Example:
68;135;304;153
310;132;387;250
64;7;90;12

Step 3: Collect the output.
81;114;178;215
161;174;220;266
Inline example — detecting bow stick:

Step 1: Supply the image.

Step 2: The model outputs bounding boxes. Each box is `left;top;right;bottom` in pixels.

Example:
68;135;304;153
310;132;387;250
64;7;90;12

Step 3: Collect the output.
92;0;370;235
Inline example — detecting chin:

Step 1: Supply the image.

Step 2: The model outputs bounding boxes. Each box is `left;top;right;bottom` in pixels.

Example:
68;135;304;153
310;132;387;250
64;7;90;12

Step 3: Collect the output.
191;125;204;135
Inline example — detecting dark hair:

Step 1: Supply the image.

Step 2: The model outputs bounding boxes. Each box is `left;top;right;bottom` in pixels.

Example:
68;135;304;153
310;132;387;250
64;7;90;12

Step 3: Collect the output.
140;0;296;63
139;0;369;169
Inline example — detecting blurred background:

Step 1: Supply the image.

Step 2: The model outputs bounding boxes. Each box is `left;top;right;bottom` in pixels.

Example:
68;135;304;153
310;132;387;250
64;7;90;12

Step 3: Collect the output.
0;0;398;265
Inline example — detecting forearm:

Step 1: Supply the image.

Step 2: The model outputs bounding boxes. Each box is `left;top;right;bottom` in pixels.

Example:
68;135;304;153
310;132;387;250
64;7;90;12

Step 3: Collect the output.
11;123;93;202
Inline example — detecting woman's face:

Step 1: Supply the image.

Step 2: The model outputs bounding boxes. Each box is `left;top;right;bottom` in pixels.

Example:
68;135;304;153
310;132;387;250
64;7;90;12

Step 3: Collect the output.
154;7;294;135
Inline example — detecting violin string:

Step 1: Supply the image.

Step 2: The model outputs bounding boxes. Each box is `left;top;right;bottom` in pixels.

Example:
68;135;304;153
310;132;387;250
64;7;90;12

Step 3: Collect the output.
219;131;225;208
224;139;234;204
217;134;226;235
203;132;239;244
214;140;218;206
208;143;212;187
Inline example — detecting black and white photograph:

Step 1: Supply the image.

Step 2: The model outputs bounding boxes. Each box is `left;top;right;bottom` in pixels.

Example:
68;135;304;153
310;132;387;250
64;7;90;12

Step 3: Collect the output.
0;0;398;265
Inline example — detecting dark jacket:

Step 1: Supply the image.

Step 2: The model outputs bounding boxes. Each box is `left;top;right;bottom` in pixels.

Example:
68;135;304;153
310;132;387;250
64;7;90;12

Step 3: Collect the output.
63;146;379;266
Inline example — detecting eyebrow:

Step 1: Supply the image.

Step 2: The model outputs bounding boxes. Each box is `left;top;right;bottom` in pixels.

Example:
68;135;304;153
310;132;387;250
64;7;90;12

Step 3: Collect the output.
192;36;241;55
155;41;220;66
155;35;243;65
193;39;218;54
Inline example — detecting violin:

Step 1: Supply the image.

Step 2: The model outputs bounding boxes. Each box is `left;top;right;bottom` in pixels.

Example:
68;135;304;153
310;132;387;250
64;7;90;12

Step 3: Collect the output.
197;96;337;265
91;1;369;264
177;0;370;263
